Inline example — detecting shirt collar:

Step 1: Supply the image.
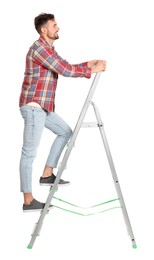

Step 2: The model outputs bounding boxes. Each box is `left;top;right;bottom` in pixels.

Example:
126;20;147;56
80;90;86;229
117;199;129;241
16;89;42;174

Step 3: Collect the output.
39;37;55;48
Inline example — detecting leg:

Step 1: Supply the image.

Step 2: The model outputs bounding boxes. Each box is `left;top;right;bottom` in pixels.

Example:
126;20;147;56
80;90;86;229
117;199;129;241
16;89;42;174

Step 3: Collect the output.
19;106;46;204
42;112;72;177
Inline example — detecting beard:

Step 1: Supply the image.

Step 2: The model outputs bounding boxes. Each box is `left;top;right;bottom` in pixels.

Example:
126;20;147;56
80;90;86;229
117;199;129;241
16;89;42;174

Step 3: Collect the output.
47;33;59;40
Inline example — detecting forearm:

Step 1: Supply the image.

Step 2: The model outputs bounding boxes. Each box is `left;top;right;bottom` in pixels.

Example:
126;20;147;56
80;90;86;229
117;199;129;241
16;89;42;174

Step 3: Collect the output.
52;61;91;78
54;54;91;77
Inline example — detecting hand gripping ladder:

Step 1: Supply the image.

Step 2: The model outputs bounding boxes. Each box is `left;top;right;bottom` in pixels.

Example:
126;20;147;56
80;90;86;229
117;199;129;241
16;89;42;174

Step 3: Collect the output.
27;72;137;249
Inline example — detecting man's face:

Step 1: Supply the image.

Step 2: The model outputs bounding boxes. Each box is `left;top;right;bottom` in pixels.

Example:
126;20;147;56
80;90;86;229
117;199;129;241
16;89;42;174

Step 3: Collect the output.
44;19;60;40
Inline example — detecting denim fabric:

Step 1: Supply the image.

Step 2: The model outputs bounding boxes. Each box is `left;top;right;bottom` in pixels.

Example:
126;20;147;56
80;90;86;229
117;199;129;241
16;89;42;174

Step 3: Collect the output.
19;105;72;192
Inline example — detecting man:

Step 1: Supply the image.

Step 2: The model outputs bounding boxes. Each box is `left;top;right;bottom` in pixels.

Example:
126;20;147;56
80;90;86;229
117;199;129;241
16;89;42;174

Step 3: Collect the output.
19;13;106;212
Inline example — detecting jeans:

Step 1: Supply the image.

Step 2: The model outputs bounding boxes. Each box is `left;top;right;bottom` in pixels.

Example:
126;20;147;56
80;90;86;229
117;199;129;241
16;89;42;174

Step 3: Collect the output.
19;105;72;192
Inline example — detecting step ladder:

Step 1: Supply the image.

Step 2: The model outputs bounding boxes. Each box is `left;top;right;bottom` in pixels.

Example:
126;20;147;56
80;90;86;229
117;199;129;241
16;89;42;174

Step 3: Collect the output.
27;72;137;249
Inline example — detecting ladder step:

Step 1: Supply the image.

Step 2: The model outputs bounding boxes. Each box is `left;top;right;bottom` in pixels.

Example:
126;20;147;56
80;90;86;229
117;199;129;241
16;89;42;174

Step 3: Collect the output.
82;122;98;128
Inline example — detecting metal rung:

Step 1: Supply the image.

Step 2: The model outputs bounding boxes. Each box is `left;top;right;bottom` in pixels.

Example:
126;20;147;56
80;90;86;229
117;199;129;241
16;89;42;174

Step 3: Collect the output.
82;122;98;128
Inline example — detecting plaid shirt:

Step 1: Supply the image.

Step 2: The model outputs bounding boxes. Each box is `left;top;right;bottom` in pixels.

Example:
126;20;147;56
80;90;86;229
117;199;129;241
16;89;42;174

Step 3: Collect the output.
19;37;91;112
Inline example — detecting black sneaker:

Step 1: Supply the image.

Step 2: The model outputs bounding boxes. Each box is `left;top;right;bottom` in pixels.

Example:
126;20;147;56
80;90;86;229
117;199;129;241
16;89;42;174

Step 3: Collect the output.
23;199;53;212
39;173;70;187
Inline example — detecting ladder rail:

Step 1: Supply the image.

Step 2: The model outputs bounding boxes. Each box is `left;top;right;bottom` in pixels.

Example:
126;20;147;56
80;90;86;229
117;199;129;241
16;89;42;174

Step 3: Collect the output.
91;102;137;248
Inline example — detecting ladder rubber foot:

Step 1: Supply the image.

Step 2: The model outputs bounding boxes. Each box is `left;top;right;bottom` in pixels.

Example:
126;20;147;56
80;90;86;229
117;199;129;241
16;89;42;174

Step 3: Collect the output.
132;244;137;249
27;244;33;249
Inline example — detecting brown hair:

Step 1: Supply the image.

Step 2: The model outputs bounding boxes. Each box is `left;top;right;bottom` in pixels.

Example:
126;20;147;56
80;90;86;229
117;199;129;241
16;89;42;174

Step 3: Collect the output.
34;13;55;33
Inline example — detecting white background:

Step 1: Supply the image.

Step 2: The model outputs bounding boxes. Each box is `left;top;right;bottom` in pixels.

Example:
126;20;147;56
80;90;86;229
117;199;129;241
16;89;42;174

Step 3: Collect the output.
0;0;154;259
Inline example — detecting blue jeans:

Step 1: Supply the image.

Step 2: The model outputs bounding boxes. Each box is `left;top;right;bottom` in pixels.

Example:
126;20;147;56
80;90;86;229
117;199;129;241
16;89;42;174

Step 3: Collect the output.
19;105;72;192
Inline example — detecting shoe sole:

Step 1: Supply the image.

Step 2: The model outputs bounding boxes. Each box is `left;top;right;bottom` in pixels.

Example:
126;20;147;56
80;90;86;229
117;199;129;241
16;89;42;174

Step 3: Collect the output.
39;183;70;187
23;206;53;213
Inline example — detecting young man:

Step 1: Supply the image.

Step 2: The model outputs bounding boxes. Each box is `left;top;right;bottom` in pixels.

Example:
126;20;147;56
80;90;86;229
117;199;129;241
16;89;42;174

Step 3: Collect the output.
19;13;106;212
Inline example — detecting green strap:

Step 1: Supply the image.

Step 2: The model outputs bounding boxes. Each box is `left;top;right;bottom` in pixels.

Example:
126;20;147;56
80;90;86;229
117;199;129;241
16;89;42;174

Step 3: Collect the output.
52;205;121;216
51;197;121;216
53;196;119;209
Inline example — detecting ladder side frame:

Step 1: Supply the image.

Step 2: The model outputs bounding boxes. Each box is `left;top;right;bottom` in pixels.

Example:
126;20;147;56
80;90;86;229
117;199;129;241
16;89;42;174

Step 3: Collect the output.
91;102;137;248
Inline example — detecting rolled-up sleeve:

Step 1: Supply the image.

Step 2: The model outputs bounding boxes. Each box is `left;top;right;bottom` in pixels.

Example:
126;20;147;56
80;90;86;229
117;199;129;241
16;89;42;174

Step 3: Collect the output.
33;45;91;79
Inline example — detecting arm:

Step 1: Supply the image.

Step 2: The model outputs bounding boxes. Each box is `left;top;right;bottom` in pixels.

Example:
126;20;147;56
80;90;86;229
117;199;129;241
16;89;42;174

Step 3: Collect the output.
33;46;91;78
54;55;106;73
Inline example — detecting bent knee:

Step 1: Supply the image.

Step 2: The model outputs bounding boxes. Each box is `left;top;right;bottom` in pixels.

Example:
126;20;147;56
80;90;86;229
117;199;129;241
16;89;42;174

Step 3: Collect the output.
64;126;72;139
67;126;73;138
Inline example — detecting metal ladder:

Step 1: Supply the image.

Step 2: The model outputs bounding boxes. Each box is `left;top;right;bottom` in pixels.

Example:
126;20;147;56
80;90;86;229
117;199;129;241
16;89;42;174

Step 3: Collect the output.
27;72;137;249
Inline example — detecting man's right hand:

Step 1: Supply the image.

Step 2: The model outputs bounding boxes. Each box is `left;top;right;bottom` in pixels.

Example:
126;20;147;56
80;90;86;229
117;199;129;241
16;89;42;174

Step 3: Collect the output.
91;60;106;73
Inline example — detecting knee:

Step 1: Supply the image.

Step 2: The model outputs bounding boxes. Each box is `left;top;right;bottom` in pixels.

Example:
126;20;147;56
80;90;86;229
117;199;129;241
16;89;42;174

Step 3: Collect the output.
65;126;73;140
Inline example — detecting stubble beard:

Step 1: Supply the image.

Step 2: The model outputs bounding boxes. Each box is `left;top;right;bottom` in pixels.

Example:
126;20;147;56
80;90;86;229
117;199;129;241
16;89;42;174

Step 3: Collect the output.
47;33;59;40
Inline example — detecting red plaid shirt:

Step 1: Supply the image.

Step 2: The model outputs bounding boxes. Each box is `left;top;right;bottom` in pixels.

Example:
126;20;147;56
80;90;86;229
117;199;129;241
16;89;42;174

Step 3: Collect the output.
19;37;91;112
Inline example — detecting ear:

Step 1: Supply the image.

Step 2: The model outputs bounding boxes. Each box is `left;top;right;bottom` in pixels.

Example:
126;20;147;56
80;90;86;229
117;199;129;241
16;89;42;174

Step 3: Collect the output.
40;26;47;34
